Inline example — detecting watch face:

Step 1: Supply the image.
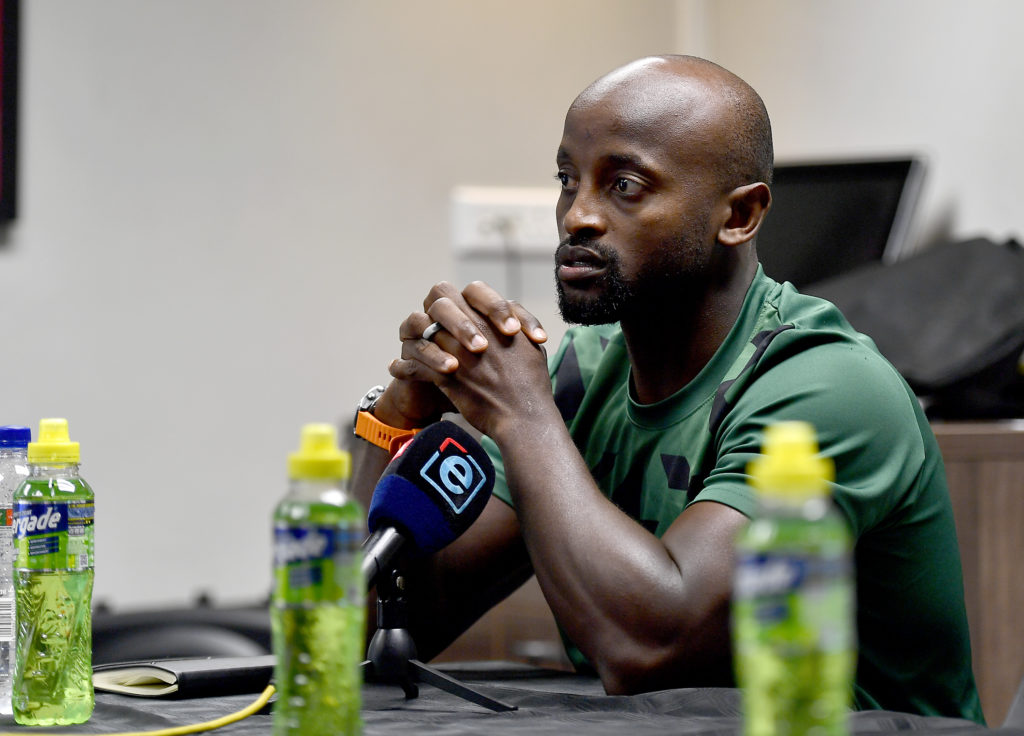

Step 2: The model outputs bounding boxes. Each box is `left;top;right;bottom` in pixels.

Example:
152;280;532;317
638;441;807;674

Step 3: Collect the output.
358;385;385;413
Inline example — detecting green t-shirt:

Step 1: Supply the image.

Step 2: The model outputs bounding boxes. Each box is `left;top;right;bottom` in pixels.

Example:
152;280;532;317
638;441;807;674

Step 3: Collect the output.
485;268;983;723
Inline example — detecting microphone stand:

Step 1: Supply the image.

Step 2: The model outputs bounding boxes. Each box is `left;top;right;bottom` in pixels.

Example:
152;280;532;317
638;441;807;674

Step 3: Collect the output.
361;565;517;712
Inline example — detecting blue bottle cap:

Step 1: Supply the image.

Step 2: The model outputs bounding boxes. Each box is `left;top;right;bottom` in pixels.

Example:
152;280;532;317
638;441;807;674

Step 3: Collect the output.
0;425;31;449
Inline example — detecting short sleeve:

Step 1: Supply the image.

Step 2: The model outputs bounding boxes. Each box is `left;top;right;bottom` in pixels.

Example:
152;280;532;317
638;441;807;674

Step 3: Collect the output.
692;334;926;537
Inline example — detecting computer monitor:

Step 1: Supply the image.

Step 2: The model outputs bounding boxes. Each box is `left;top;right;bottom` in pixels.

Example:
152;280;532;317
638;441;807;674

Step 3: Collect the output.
755;157;925;288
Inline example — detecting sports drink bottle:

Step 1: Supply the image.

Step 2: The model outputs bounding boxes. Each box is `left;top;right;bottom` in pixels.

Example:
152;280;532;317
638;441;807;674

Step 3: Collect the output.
0;425;31;715
13;418;95;726
733;421;855;736
271;423;365;735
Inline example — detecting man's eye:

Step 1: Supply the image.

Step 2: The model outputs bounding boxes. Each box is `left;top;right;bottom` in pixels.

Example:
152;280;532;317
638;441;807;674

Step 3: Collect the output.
614;177;642;195
555;171;576;189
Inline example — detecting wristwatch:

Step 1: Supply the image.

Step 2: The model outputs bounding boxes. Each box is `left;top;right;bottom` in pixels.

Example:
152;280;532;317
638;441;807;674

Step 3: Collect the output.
353;385;420;452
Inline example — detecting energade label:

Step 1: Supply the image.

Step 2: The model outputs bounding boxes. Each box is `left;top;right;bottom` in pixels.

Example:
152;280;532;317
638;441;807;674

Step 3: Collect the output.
13;501;95;572
273;522;362;606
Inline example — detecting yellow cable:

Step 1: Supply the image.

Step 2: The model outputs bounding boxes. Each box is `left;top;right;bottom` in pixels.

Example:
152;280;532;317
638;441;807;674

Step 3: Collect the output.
0;684;275;736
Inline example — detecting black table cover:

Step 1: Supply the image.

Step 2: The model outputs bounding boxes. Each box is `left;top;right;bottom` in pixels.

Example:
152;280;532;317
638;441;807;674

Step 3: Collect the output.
0;663;1012;736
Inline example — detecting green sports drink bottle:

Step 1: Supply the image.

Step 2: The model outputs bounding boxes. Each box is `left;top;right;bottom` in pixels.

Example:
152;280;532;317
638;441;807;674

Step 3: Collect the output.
12;418;95;726
732;421;855;736
271;424;365;735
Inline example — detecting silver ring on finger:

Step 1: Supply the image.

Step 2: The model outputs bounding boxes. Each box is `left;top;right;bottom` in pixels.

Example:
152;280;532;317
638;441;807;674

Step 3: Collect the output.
421;321;444;342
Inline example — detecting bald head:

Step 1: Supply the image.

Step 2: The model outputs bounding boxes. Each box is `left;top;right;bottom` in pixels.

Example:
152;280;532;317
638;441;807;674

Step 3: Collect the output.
571;55;773;188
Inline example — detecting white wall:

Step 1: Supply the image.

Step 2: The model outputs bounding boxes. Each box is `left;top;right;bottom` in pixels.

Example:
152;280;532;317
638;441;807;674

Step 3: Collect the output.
3;0;1020;612
0;1;676;610
701;0;1024;248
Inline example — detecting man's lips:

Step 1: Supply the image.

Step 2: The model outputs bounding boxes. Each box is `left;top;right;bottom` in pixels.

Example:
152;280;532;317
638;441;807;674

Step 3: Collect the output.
556;244;607;282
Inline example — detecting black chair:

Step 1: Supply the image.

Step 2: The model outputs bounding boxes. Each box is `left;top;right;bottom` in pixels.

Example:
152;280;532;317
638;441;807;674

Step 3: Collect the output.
92;600;271;665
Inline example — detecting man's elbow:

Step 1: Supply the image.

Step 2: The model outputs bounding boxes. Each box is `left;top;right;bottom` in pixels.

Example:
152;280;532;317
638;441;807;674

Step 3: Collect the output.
592;635;735;695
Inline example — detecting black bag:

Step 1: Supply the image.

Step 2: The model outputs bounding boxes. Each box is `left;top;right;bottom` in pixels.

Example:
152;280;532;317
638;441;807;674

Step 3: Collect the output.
805;237;1024;420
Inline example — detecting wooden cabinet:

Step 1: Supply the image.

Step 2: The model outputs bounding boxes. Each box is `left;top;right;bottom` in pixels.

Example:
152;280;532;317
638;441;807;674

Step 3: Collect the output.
439;421;1024;724
935;420;1024;725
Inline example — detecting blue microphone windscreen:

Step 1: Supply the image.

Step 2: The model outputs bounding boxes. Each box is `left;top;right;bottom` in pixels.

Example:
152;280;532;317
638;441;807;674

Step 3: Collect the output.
367;474;455;555
366;420;495;557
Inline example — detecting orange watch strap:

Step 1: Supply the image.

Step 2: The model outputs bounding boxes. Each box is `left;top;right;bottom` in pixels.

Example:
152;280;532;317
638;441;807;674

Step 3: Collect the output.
354;410;420;452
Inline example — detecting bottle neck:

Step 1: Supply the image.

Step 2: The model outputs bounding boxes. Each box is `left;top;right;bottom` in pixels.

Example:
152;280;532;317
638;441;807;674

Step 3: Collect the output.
288;477;351;502
0;448;28;458
30;462;81;478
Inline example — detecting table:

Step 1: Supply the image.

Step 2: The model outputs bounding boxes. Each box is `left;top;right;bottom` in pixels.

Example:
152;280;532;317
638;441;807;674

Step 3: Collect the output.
0;663;1014;736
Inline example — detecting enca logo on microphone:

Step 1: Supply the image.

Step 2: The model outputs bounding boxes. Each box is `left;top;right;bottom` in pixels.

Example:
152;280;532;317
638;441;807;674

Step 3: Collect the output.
419;437;486;514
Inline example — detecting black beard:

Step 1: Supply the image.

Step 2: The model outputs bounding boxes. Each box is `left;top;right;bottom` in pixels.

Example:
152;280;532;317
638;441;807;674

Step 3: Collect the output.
555;245;632;325
554;236;709;326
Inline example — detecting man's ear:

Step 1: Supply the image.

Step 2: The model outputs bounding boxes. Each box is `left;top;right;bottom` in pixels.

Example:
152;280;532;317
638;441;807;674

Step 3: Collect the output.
718;182;771;247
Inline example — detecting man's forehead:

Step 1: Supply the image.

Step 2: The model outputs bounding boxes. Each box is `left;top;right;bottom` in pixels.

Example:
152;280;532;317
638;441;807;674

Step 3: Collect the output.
568;61;724;140
560;83;719;164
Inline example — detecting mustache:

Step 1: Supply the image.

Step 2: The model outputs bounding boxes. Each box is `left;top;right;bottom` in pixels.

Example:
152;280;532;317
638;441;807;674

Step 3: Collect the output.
555;235;615;260
557;234;595;251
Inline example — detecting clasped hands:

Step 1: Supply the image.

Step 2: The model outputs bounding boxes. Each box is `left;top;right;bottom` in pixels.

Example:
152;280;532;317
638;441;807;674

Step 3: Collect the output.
377;281;551;440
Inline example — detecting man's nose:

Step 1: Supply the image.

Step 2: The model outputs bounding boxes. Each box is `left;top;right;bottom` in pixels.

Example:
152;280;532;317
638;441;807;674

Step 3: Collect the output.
561;187;607;238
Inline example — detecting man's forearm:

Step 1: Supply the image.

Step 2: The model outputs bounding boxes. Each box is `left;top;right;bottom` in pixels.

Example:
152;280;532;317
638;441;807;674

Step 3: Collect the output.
493;409;738;693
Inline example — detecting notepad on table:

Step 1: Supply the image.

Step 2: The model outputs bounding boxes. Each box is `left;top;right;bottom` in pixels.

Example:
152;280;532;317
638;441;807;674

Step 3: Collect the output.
92;654;276;698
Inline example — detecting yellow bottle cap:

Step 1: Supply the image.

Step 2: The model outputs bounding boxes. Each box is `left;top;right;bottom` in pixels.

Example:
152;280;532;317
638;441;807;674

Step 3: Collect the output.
747;421;834;499
27;418;81;464
288;423;351;480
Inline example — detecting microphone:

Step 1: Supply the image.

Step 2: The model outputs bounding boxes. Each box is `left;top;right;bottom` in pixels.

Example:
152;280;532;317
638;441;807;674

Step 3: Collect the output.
361;420;495;590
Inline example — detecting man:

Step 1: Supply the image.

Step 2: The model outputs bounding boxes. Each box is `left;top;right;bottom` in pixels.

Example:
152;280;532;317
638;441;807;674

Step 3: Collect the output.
351;55;983;722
